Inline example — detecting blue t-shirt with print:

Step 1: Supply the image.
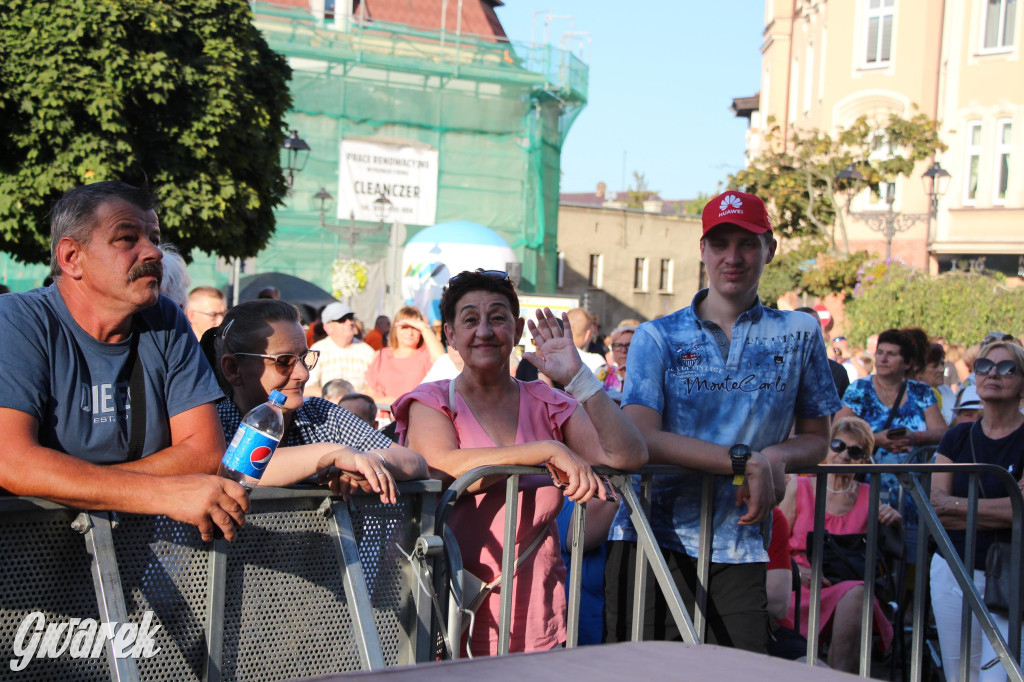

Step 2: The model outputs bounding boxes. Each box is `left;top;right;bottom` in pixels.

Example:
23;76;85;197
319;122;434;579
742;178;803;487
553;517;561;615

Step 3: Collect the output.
0;285;223;463
608;290;841;564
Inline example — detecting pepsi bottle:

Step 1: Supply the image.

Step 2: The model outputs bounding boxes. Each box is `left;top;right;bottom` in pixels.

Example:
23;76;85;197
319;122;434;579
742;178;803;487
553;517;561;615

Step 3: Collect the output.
219;390;286;491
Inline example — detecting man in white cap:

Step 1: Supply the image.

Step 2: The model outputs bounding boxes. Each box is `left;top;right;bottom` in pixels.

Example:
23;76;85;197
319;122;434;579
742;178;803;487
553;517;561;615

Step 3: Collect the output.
304;302;376;397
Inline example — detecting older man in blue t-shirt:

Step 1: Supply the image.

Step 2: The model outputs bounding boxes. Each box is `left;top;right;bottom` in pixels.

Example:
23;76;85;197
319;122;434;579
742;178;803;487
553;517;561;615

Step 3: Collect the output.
605;190;841;652
0;182;248;541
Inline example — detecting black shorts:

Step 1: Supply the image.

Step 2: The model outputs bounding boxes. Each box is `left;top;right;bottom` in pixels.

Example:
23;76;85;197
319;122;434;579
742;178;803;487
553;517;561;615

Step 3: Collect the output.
604;540;769;653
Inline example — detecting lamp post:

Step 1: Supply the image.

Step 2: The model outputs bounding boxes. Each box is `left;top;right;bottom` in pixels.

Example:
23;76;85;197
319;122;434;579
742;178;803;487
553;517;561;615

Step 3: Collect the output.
282;130;311;192
835;163;950;262
315;188;391;259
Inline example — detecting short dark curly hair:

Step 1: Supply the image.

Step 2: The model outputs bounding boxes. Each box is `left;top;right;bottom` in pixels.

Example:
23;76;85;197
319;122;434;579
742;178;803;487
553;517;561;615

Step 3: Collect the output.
439;270;519;327
876;328;915;366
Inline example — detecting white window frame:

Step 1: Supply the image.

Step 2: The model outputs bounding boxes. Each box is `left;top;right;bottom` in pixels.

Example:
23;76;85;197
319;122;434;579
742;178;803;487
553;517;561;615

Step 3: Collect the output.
964;121;983;204
658;258;674;293
588;254;603;288
993;118;1012;204
556;252;565;288
980;0;1017;53
863;0;896;68
633;257;649;292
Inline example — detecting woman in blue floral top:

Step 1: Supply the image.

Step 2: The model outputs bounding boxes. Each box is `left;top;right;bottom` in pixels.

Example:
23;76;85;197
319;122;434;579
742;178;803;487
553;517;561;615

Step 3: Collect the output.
836;328;947;490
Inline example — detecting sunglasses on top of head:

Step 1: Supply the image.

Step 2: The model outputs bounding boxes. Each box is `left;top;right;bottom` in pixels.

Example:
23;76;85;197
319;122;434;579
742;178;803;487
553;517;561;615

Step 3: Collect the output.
447;269;511;286
974;357;1020;378
233;350;320;375
830;438;868;460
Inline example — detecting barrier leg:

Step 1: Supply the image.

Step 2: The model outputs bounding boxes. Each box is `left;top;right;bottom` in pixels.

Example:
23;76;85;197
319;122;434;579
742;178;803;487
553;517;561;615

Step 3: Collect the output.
78;511;141;682
325;498;386;671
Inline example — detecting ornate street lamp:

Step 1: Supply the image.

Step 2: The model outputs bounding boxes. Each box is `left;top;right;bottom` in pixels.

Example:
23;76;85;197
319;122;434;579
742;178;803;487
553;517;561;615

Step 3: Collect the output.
282;130;311;191
835;163;950;262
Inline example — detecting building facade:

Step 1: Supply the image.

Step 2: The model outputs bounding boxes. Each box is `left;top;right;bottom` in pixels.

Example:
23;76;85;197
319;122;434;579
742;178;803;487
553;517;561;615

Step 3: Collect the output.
749;0;1023;279
556;203;704;332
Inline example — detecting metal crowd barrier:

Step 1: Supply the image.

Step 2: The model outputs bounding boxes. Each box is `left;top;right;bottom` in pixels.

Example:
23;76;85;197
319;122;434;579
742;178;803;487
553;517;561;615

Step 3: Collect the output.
0;482;440;681
435;463;1022;682
4;463;1020;681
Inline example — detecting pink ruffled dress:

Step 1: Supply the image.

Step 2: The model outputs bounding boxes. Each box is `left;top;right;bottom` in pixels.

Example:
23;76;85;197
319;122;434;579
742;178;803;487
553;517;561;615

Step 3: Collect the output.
784;476;894;651
392;379;577;656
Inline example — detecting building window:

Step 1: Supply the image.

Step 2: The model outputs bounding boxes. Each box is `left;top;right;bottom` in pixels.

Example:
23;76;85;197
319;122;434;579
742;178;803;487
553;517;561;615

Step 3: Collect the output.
633;257;648;291
658;259;674;292
965;121;983;203
864;0;895;66
993;119;1012;203
982;0;1017;51
556;252;565;288
588;254;602;288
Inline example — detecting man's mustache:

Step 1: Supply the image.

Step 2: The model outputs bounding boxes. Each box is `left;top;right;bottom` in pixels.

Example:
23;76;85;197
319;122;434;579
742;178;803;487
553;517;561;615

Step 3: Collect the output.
128;262;163;284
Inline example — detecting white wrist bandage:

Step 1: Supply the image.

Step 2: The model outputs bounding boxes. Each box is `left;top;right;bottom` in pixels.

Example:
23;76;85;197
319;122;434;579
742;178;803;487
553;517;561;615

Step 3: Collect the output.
565;365;603;403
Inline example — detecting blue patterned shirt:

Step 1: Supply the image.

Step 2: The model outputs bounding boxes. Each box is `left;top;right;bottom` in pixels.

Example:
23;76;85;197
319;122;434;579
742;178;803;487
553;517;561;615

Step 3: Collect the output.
608;290;841;563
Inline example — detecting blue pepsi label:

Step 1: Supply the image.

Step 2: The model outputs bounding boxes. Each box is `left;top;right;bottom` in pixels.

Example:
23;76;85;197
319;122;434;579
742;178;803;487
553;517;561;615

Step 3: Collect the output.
222;424;279;479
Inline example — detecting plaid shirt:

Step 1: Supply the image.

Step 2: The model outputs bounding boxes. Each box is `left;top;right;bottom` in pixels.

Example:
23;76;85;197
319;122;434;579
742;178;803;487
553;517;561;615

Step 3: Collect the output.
217;397;392;451
307;338;376;393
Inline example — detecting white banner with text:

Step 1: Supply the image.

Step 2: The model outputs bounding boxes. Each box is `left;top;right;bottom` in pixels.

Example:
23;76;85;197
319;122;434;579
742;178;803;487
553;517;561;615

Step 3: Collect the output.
338;139;439;226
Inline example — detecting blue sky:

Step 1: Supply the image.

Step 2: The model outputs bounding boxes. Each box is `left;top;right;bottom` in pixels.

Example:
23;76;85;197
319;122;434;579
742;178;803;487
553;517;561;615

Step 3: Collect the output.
496;1;765;201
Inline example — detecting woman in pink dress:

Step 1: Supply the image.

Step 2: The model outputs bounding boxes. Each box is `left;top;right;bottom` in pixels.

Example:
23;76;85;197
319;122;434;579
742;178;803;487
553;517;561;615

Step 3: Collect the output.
364;306;444;406
779;416;901;672
392;269;647;657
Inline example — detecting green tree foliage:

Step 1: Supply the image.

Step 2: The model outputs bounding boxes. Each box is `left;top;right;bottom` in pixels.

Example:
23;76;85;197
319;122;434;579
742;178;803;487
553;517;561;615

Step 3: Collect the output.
0;0;292;264
758;239;872;307
626;171;658;209
729;112;946;255
674;191;715;216
844;261;1024;346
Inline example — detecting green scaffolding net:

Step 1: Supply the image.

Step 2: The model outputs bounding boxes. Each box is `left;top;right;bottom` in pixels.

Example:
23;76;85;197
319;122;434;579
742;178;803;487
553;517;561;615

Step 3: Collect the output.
194;2;587;297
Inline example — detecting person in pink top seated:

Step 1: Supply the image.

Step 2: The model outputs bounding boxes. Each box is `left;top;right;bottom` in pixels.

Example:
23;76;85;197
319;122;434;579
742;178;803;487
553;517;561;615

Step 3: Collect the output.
392;269;647;657
778;416;901;672
364;306;444;407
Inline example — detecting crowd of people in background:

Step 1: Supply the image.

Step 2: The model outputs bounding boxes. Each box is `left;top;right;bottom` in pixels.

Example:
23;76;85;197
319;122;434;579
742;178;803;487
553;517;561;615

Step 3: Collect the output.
2;182;1022;677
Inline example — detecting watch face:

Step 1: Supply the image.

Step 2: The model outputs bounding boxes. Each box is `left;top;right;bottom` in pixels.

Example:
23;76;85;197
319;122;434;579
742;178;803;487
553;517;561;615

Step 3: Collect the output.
730;444;751;458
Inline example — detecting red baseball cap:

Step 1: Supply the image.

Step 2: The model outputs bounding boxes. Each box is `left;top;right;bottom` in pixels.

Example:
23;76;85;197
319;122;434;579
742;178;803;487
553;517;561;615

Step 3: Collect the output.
701;190;772;236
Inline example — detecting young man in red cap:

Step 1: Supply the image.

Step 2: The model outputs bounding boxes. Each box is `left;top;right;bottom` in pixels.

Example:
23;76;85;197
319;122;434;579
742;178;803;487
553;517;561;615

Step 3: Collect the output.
605;190;840;652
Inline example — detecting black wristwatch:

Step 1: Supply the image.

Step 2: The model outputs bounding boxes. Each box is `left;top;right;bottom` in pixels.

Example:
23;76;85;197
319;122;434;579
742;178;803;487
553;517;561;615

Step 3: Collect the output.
729;443;752;484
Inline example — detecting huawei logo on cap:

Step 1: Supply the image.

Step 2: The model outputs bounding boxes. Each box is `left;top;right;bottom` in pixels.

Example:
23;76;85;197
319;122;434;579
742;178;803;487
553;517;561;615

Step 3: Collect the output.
719;194;743;211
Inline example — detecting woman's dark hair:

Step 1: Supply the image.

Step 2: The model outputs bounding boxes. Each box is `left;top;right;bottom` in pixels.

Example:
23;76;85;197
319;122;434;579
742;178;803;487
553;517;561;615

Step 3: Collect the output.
439;270;519;326
876;328;915;366
924;342;945;367
199;299;301;393
901;327;929;373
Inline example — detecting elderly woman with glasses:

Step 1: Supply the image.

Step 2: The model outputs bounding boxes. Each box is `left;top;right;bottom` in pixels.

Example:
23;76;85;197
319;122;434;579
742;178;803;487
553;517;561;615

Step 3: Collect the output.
778;416;901;672
202;300;427;501
595;324;636;403
392;269;647;657
929;340;1024;682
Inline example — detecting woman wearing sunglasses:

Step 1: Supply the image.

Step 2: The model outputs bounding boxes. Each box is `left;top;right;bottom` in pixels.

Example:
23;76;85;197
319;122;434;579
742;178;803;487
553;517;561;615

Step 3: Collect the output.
392;269;646;657
202;300;427;502
595;324;635;403
778;416;901;672
364;305;445;407
929;340;1024;681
